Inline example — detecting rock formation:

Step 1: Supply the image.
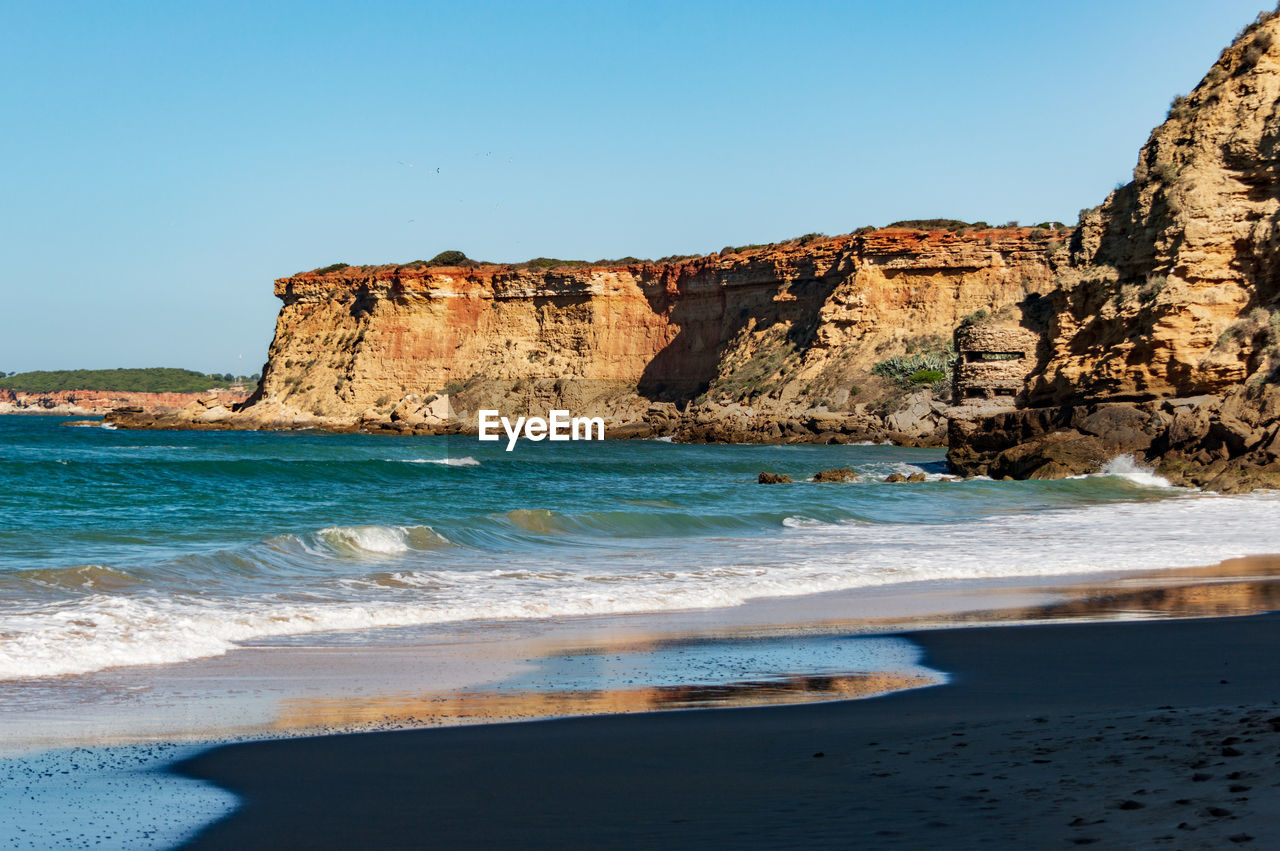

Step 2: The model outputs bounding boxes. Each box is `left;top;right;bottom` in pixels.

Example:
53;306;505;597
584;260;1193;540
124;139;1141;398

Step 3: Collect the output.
2;388;248;418
111;227;1065;442
948;10;1280;490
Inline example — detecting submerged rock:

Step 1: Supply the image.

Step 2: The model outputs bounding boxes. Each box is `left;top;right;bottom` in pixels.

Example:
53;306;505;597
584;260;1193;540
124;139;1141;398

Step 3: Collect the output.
813;467;858;483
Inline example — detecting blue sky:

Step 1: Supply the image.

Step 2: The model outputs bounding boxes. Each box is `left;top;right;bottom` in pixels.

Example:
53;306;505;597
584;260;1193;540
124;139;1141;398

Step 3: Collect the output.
0;0;1269;374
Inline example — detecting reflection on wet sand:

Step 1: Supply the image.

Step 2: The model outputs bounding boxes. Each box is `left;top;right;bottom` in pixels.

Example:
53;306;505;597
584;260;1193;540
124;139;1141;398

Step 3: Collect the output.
274;670;940;731
933;561;1280;627
273;556;1280;734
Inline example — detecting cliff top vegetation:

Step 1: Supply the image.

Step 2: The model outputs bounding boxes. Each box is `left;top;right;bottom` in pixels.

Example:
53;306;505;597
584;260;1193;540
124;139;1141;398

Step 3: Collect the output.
0;368;253;393
289;222;1070;278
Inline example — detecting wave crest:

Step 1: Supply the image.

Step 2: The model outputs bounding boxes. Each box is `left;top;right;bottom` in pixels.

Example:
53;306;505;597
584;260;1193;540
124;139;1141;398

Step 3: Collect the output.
396;457;480;467
1098;455;1174;489
315;525;449;556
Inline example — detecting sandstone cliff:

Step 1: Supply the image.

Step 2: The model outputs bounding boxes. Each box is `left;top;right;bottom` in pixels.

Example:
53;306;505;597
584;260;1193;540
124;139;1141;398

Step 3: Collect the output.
949;10;1280;489
1031;11;1280;404
3;388;249;418
112;228;1065;443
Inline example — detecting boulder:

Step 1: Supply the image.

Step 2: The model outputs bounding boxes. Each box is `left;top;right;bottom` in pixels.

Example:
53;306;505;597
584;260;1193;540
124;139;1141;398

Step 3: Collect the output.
1203;459;1280;494
604;422;654;439
813;467;858;483
883;473;907;483
1073;405;1160;453
758;472;793;484
990;431;1108;480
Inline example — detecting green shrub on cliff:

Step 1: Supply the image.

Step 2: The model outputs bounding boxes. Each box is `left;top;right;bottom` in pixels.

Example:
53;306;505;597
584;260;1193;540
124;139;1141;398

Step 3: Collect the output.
885;219;973;231
0;368;237;393
428;250;471;266
907;369;946;385
872;337;956;393
523;257;589;269
313;263;350;274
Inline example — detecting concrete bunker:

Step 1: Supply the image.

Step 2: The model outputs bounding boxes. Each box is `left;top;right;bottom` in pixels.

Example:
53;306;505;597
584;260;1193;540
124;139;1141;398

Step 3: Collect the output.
953;323;1038;405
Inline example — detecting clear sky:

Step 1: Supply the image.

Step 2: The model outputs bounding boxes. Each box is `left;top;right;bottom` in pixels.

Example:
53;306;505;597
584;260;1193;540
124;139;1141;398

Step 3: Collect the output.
0;0;1270;374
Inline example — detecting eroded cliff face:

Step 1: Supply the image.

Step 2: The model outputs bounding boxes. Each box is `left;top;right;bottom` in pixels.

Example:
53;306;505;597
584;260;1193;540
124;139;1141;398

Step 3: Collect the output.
1032;12;1280;404
212;227;1060;441
1;388;249;417
948;11;1280;489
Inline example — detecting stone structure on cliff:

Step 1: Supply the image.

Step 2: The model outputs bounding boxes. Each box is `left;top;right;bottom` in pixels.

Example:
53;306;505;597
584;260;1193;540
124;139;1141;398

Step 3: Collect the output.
952;324;1038;406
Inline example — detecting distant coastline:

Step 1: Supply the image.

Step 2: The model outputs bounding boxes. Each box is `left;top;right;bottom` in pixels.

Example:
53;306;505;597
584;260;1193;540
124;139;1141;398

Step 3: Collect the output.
1;388;249;417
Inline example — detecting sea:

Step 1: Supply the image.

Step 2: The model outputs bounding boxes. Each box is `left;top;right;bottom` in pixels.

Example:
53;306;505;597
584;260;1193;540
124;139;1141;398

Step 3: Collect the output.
3;413;1280;683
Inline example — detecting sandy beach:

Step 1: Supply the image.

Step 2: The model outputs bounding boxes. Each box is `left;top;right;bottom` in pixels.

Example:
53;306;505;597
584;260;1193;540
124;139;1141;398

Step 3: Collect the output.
176;610;1280;849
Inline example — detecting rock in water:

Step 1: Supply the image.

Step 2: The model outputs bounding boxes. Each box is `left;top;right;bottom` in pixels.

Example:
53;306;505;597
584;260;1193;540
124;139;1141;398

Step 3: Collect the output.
813;468;858;483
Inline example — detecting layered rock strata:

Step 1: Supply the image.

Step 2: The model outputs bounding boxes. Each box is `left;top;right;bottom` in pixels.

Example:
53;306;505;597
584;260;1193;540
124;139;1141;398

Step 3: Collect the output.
3;388;248;418
948;11;1280;488
111;228;1065;443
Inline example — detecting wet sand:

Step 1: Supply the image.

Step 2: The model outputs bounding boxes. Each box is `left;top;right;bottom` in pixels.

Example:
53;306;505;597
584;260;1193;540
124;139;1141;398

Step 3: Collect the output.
178;611;1280;849
7;556;1280;754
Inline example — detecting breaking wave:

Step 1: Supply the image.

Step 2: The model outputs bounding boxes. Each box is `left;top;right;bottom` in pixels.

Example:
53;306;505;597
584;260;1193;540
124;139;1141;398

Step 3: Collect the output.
3;490;1279;679
396;456;481;466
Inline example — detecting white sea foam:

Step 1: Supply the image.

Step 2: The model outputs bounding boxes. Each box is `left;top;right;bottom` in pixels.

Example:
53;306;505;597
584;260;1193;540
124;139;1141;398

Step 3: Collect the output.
1096;455;1174;489
317;525;412;555
782;516;827;528
860;461;949;481
4;492;1280;680
397;456;481;466
313;525;449;556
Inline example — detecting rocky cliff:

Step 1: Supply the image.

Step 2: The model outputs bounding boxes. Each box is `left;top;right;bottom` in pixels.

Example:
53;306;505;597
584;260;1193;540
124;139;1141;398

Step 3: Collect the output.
109;8;1280;486
1032;12;1280;403
112;228;1065;443
949;10;1280;489
2;388;249;417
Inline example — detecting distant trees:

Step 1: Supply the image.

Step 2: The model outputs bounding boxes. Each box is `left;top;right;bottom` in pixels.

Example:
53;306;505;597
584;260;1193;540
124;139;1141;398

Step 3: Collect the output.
0;368;241;393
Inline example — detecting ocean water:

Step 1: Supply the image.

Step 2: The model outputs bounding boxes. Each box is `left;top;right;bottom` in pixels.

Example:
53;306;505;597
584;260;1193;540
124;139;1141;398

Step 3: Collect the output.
2;413;1280;682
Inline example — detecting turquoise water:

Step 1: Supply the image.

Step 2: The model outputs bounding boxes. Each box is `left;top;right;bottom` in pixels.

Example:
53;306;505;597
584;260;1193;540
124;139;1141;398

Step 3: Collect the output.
2;413;1279;680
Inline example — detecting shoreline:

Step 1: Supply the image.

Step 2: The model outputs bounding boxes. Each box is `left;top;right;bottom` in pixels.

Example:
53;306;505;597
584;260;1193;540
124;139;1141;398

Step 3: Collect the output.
177;611;1280;848
3;555;1280;754
5;556;1280;846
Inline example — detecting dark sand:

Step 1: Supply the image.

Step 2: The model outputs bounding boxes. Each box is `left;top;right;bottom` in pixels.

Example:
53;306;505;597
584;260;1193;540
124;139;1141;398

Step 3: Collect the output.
177;613;1280;849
